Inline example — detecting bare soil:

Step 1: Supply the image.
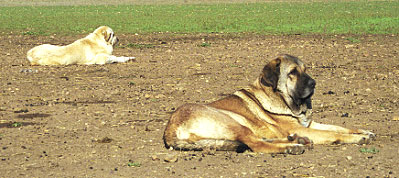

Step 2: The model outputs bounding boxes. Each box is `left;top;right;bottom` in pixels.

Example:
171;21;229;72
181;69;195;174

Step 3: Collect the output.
0;33;398;178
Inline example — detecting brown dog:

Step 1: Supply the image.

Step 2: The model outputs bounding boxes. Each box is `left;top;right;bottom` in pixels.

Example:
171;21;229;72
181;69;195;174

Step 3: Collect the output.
163;54;375;154
27;26;135;65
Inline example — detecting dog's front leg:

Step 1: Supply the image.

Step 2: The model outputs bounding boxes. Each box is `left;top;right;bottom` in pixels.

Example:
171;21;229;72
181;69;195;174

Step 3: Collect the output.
309;121;375;136
291;127;374;145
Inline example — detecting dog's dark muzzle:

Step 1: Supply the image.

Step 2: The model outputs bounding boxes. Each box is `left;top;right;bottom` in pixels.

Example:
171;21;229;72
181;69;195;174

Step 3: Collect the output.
297;74;316;99
307;77;316;91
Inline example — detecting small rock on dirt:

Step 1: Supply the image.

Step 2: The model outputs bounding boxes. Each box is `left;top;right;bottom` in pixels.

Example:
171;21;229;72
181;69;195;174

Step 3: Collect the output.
20;69;38;73
164;154;178;163
346;156;352;160
341;113;349;117
151;155;160;161
96;137;113;143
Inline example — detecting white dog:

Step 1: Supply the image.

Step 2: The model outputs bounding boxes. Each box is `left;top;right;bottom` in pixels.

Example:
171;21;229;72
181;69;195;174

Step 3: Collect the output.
27;26;135;65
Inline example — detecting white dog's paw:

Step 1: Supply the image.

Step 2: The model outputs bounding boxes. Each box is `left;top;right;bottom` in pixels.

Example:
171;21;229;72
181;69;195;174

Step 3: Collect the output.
354;128;375;137
120;56;135;62
107;56;136;63
358;129;376;139
355;130;376;144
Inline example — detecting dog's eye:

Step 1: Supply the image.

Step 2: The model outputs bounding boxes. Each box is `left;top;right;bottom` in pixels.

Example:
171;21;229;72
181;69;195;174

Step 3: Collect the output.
289;68;297;76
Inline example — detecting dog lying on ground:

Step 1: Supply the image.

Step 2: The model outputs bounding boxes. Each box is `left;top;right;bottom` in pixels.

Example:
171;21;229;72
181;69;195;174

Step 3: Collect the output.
163;54;375;154
27;26;135;65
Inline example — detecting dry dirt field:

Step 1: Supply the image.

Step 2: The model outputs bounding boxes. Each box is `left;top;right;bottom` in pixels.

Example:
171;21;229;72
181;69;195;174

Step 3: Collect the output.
0;33;398;178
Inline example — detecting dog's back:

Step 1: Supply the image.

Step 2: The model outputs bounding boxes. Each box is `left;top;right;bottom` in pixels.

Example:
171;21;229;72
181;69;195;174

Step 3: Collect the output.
27;44;66;65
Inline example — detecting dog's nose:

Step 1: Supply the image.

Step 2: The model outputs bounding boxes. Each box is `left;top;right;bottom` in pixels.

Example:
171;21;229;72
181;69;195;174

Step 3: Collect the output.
308;79;316;88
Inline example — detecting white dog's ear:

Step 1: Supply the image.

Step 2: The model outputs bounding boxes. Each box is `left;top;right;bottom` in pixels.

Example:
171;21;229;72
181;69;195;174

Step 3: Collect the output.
102;30;111;43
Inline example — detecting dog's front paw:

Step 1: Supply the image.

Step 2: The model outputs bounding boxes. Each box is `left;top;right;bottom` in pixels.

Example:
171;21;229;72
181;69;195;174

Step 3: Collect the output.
357;129;376;141
358;137;371;145
356;133;375;145
124;57;136;62
125;57;136;62
121;57;132;62
351;129;375;145
116;56;135;63
285;144;306;155
287;134;313;149
364;130;376;140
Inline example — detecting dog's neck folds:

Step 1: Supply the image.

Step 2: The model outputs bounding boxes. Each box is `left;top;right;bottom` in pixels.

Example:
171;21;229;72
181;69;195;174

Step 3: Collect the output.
237;78;312;127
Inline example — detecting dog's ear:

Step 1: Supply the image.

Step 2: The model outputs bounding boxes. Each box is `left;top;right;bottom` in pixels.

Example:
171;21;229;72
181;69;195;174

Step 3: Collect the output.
102;30;111;42
261;58;281;90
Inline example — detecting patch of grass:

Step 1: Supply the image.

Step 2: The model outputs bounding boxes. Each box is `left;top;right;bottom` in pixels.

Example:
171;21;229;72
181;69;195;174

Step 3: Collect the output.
120;43;155;49
151;98;159;102
359;147;379;154
127;162;141;167
22;31;46;35
21;31;42;35
346;37;361;43
11;122;22;127
198;42;211;47
0;1;398;35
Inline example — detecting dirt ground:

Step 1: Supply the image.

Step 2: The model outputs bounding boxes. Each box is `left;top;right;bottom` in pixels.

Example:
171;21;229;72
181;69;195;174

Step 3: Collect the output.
0;33;398;178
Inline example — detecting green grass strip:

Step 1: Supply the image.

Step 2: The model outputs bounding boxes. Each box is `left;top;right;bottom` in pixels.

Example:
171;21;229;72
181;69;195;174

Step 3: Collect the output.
0;1;398;35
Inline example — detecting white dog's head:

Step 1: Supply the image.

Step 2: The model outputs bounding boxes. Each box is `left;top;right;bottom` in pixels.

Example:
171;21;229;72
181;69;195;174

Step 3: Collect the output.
93;26;119;46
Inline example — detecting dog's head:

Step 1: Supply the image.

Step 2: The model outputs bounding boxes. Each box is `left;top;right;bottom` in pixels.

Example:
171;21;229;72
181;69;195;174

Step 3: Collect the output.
260;54;315;108
94;26;119;46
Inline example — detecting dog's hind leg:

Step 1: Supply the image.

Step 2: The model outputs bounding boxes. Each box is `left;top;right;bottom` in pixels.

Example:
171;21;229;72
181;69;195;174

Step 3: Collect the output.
165;131;306;154
234;126;306;154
